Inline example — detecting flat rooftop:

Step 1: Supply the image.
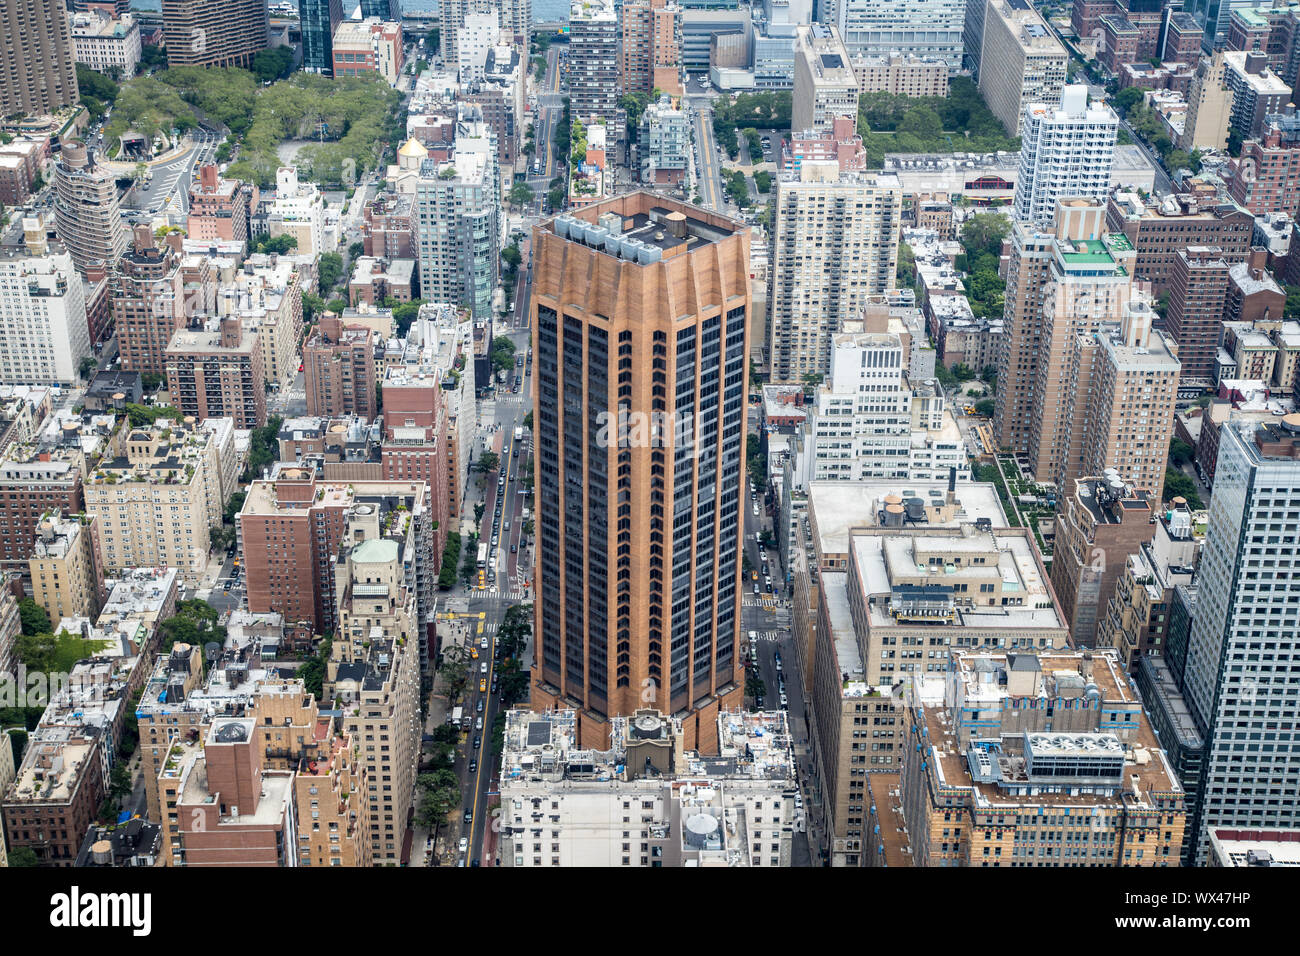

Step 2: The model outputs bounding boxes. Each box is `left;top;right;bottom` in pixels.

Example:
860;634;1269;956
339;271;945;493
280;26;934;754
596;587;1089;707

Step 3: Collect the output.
808;480;1008;557
922;650;1180;807
853;530;1063;632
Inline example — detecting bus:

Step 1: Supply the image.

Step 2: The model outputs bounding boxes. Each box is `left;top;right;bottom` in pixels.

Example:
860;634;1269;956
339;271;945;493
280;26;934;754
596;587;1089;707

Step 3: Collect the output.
514;426;524;442
477;543;489;568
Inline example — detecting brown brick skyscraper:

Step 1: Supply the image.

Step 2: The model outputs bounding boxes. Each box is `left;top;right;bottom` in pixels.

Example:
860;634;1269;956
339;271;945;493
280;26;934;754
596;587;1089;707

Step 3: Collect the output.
529;194;750;753
0;0;79;117
161;0;268;68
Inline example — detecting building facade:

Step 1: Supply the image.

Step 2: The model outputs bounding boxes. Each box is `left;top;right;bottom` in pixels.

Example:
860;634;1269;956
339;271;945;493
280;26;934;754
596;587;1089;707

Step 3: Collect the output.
530;195;750;752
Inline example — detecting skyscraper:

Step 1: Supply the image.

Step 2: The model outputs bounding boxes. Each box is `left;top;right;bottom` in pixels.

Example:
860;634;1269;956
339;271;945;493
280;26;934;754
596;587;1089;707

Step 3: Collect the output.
621;0;683;97
1182;414;1300;860
792;24;860;135
979;0;1068;136
299;0;344;74
831;0;966;70
359;0;400;16
767;162;902;383
0;0;79;117
1013;86;1118;226
1166;245;1231;389
53;141;128;275
569;0;620;126
413;109;499;320
529;194;751;752
161;0;269;68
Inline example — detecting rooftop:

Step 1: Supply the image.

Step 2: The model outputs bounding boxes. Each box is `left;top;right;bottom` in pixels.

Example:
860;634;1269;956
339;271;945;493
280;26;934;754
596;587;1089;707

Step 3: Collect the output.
808;480;1008;557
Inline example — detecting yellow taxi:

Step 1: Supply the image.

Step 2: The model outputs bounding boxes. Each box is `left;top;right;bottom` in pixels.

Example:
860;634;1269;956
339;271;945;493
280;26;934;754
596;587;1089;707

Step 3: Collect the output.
471;647;479;659
479;679;487;692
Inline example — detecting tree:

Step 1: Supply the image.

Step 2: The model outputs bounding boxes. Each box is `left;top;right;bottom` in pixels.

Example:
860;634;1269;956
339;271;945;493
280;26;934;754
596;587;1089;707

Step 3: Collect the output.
325;298;347;314
348;240;365;258
975;399;996;418
299;636;332;699
1113;87;1143;116
508;181;534;207
317;251;344;294
251;46;294;83
546;186;565;210
109;762;133;805
477;451;500;474
126;402;183;428
7;846;38;867
502;244;523;272
753;170;772;193
523;411;533;431
302;290;327;324
961;213;1011;259
1169;438;1193;467
1163;468;1203;509
18;598;50;637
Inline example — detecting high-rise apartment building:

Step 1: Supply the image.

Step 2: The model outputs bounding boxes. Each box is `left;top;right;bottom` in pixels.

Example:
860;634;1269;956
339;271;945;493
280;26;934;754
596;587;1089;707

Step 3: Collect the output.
1081;304;1181;502
979;0;1069;136
1051;476;1155;648
112;227;189;382
69;9;142;78
1106;187;1254;294
1020;203;1136;486
799;330;967;482
1228;110;1300;215
333;17;404;85
303;314;379;420
217;252;302;388
1182;415;1300;861
53;141;128;276
832;0;965;70
413;117;499;320
500;709;797;866
161;0;269;68
1224;50;1292;140
327;532;422;864
1013;86;1118;225
767;163;902;382
0;0;79;117
267;166;326;258
239;475;433;647
1181;50;1235;150
965;0;990;75
0;243;92;386
529;195;750;752
569;0;619;126
792;24;860;136
621;0;683;97
165;319;268;429
187;164;256;243
299;0;343;74
640;95;691;185
1167;245;1232;387
81;419;225;583
28;510;105;630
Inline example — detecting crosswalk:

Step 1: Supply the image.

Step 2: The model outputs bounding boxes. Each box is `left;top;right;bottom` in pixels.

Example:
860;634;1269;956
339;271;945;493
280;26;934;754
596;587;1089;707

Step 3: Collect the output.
748;630;783;641
465;588;531;603
743;597;784;610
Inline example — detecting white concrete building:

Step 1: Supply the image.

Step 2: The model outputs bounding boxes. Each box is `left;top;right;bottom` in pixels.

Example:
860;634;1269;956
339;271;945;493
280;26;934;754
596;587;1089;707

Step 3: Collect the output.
0;243;91;386
499;709;798;867
799;332;967;483
767;162;903;383
456;10;499;85
1013;86;1118;226
831;0;965;72
69;10;142;78
792;23;859;135
267;166;326;258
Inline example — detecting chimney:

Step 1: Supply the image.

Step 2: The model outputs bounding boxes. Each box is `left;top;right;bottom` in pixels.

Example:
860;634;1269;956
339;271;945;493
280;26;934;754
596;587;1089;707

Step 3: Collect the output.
199;163;218;190
220;317;242;348
1248;246;1269;274
132;223;155;252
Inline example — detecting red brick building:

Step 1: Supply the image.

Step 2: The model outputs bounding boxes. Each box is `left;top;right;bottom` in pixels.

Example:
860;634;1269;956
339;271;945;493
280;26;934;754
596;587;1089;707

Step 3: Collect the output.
1228;113;1300;216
